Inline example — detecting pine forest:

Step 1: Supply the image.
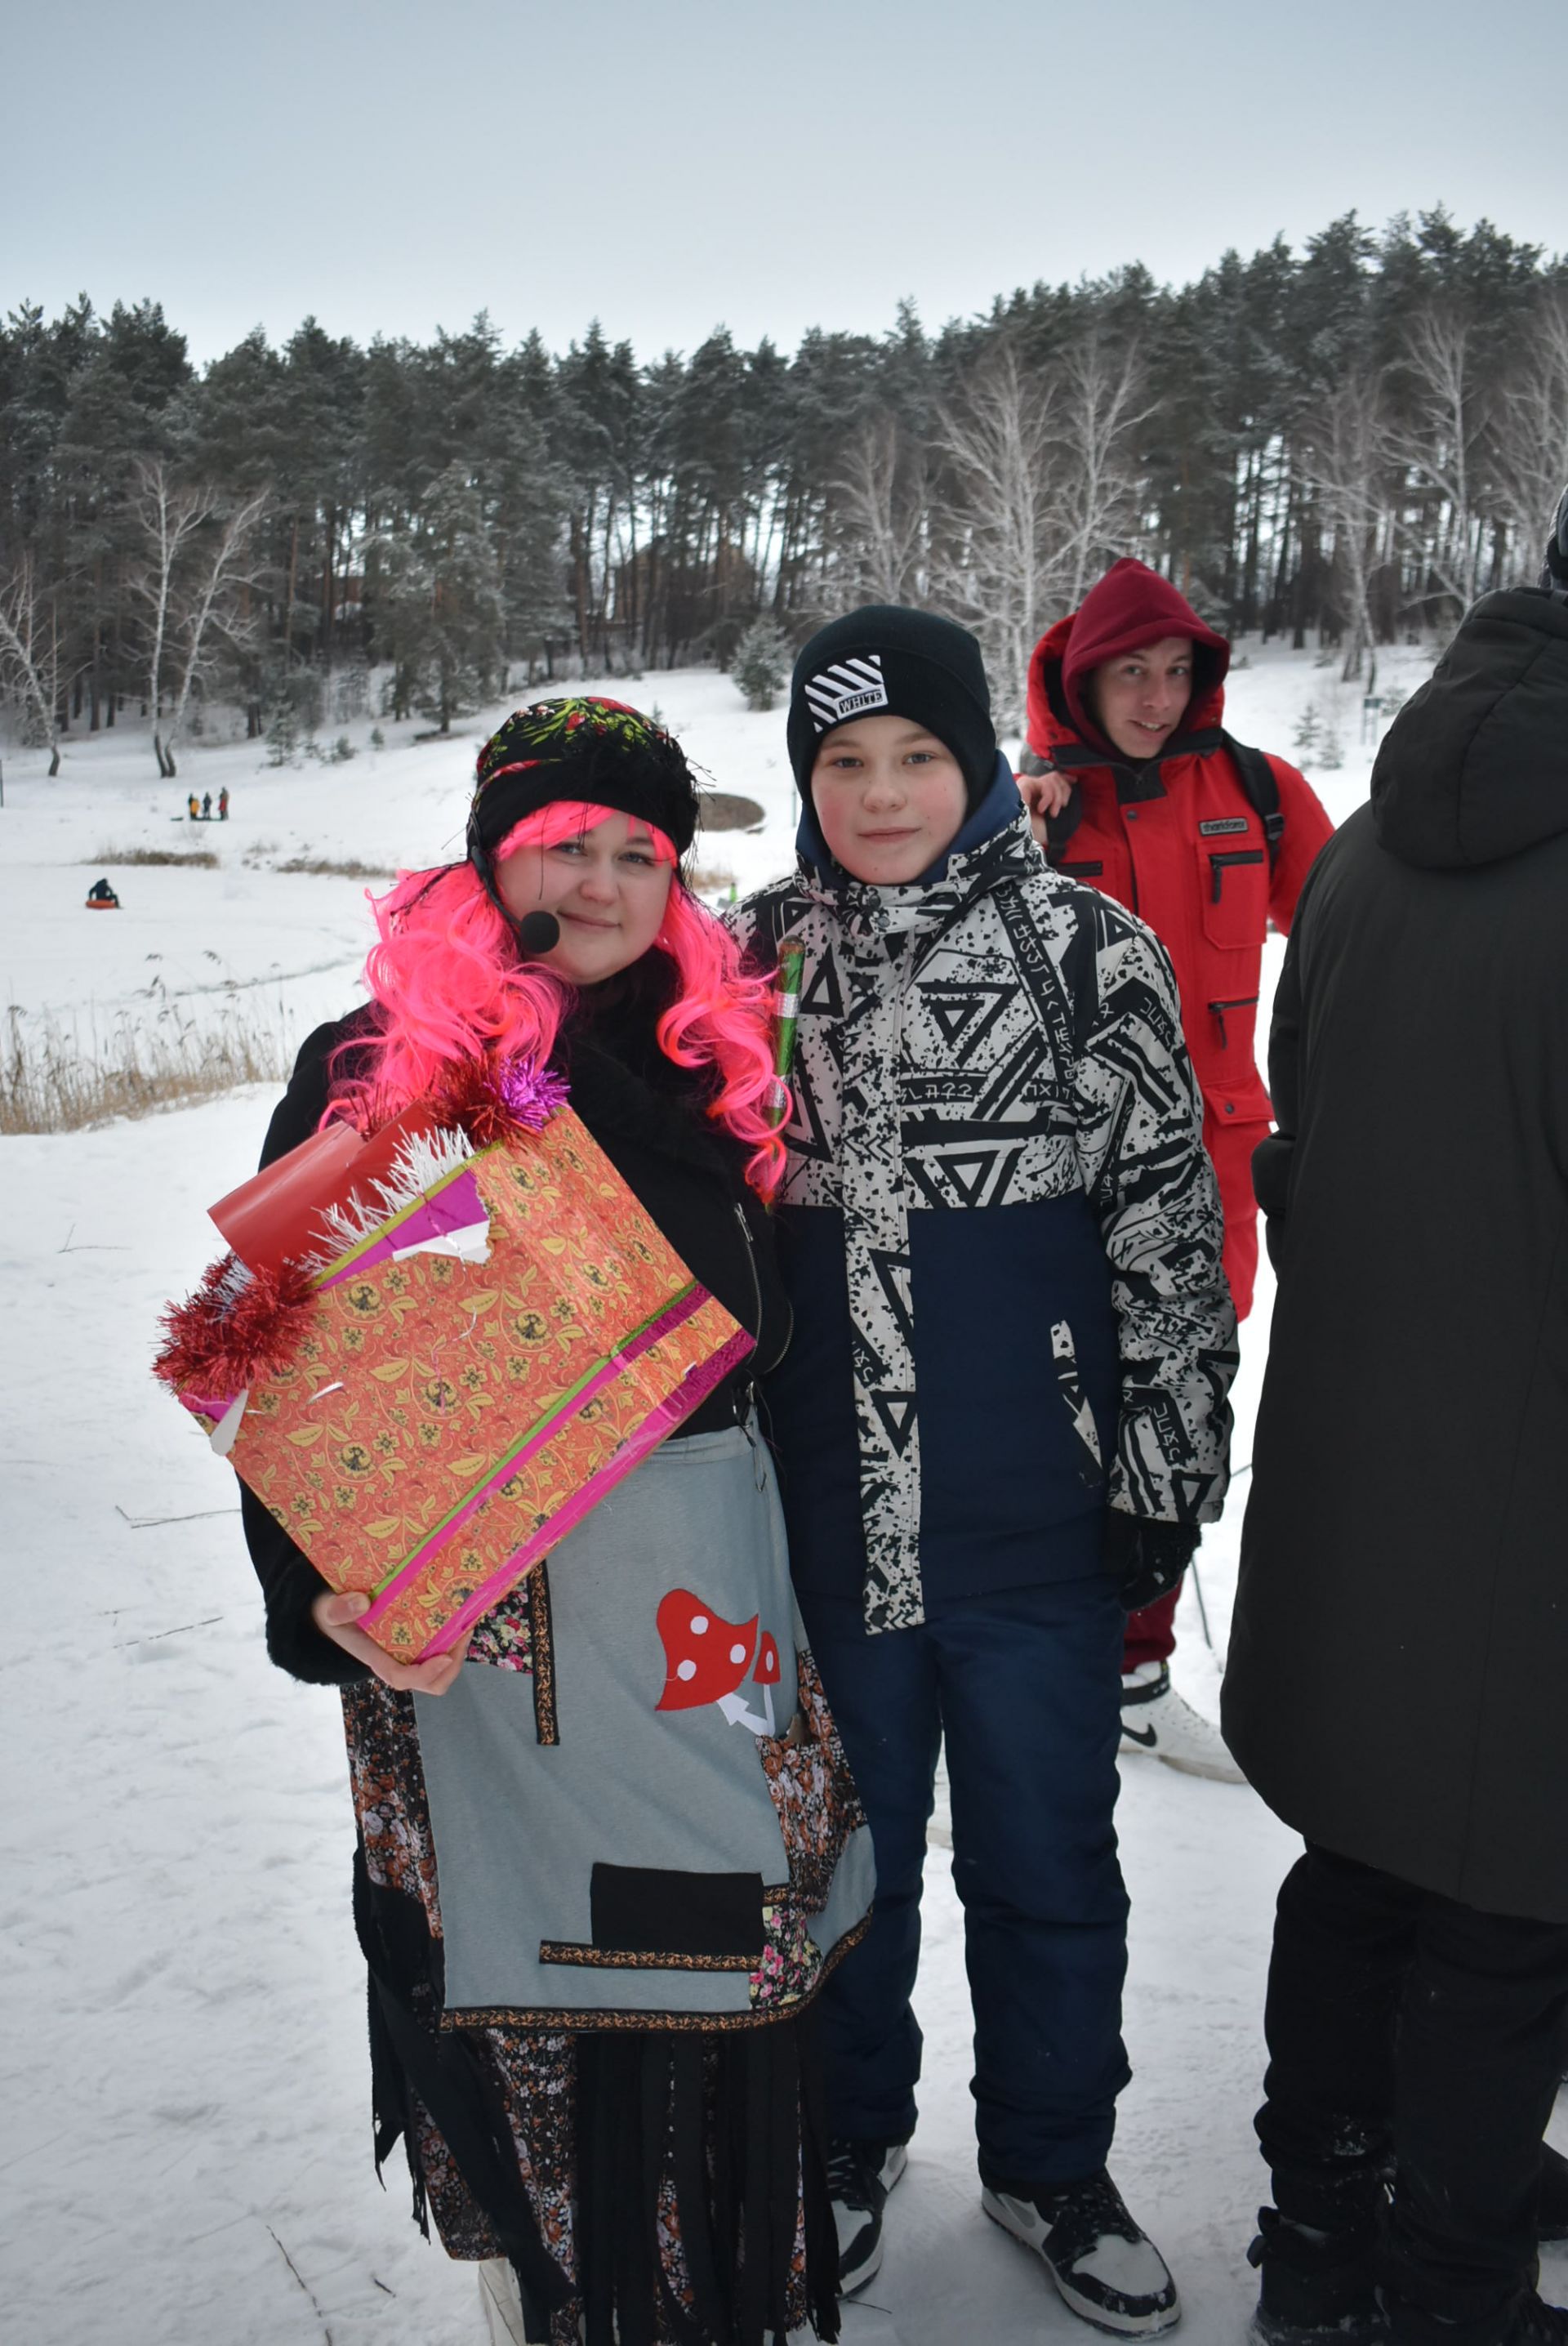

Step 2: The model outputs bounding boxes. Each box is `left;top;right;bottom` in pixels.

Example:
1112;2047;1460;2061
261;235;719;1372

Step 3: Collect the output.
2;206;1566;768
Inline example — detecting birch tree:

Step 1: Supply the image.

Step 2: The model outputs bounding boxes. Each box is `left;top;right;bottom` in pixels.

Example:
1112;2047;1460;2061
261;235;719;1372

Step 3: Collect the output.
1491;293;1568;577
1299;372;1389;679
131;462;267;776
831;413;931;606
1049;327;1154;607
0;557;65;774
1392;310;1490;609
935;345;1056;727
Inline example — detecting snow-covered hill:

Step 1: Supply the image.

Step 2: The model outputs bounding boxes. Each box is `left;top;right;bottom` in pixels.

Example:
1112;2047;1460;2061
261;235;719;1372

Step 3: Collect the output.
0;638;1422;1059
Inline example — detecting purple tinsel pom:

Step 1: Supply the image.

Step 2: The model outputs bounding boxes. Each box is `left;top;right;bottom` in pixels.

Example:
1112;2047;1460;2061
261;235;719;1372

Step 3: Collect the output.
497;1059;570;1131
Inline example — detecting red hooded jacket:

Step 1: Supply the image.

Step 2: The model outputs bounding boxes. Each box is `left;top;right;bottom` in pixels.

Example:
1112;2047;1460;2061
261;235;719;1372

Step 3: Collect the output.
1024;560;1334;1315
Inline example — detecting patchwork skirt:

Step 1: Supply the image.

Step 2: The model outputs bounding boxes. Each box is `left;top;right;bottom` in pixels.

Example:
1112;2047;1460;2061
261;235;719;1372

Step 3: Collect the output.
342;1421;875;2344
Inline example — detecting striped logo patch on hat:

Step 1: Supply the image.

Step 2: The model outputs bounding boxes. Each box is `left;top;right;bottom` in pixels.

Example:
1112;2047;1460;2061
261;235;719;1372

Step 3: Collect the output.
804;654;889;733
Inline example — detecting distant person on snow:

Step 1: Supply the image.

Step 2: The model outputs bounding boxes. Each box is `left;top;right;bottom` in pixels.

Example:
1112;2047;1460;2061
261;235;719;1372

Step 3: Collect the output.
201;792;212;820
84;876;119;909
217;786;229;820
1225;491;1568;2346
1019;560;1333;1782
729;607;1236;2337
187;792;199;820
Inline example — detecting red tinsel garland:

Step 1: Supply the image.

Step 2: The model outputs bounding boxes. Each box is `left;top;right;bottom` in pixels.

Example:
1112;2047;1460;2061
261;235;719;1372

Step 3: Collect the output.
153;1254;318;1399
154;1060;566;1404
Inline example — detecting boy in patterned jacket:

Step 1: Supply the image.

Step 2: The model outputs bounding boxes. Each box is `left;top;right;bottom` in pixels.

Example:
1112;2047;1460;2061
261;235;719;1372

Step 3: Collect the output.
728;606;1236;2339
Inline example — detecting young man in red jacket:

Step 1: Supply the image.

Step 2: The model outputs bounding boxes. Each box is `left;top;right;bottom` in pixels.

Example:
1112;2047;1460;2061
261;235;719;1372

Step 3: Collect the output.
1021;559;1333;1780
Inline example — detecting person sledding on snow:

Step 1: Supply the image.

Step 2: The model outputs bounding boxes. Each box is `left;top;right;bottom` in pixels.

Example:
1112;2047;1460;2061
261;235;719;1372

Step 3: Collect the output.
1226;491;1568;2346
1019;560;1334;1782
84;876;119;908
729;608;1236;2337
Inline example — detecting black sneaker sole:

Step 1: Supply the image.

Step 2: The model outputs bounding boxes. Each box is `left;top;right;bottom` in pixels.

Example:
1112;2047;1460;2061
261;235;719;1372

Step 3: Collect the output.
982;2188;1182;2336
838;2228;885;2296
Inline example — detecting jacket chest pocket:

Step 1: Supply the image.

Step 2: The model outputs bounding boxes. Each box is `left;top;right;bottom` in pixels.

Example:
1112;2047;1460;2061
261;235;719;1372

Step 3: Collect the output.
1196;842;1267;951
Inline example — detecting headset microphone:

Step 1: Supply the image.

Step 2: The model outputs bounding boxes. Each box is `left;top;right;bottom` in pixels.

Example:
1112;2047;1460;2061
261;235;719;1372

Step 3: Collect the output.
516;910;561;957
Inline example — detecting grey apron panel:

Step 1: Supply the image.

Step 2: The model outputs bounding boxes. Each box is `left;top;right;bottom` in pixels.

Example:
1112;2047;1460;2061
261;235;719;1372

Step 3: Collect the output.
415;1423;804;2019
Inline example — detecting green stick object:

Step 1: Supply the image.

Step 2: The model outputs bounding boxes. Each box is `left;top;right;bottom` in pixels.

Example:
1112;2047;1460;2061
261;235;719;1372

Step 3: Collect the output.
769;937;804;1126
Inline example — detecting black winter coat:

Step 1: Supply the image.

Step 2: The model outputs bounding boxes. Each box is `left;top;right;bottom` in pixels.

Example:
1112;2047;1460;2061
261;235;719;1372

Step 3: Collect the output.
241;1004;789;1688
1223;588;1568;1922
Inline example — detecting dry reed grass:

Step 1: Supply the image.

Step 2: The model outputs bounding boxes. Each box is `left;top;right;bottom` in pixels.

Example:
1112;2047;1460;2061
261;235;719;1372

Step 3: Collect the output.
274;855;394;879
87;845;220;868
2;998;295;1135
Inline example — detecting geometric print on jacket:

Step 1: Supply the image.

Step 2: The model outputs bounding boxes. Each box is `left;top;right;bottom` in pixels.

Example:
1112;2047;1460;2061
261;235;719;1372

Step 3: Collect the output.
731;803;1237;1632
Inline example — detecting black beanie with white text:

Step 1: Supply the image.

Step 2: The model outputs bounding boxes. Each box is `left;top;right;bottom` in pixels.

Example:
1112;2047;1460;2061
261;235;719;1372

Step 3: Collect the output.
786;605;996;810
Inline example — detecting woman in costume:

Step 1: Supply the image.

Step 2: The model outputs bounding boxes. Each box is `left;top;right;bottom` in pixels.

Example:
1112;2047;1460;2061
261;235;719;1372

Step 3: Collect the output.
238;698;873;2346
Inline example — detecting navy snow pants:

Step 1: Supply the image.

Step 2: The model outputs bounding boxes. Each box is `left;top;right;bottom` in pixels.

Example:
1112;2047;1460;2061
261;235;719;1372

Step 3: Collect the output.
798;1573;1130;2188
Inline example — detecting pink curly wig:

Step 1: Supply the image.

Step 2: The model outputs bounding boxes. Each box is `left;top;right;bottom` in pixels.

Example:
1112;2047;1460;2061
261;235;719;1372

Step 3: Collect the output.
327;801;785;1196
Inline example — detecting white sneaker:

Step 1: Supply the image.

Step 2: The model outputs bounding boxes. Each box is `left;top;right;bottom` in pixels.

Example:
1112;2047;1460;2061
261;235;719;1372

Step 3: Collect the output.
478;2257;527;2346
982;2167;1182;2335
827;2138;909;2292
1119;1662;1245;1784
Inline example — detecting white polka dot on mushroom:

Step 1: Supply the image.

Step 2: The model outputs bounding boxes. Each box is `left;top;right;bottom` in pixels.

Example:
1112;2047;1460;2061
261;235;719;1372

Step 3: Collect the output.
690;1615;708;1635
729;1644;746;1664
677;1658;697;1681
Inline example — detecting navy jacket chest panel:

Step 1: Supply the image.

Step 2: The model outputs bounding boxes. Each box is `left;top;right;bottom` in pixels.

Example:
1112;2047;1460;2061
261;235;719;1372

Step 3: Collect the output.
767;1198;1118;1600
909;1197;1118;1545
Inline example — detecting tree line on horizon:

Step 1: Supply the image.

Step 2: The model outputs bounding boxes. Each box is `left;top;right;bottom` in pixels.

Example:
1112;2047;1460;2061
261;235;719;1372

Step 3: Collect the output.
2;205;1566;770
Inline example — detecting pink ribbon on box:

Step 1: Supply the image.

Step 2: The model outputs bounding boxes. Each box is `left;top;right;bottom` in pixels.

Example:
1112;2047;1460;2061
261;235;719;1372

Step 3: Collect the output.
356;1291;755;1657
317;1166;491;1287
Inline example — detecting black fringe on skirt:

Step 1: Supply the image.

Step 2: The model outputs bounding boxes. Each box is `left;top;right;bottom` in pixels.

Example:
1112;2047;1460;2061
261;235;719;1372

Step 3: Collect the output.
575;2006;840;2346
357;1858;840;2344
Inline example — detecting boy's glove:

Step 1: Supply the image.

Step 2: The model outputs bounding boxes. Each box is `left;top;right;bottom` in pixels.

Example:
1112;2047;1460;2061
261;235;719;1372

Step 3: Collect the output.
1102;1511;1200;1612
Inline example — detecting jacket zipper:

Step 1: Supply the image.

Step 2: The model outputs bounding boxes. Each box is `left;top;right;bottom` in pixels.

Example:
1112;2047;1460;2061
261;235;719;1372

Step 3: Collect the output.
730;1199;782;1462
1118;814;1140;915
1208;994;1259;1049
733;1199;763;1345
1209;848;1264;902
1060;859;1105;877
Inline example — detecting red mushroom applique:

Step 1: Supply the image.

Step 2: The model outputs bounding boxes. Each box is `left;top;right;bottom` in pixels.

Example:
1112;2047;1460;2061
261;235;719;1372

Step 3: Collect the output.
655;1589;777;1735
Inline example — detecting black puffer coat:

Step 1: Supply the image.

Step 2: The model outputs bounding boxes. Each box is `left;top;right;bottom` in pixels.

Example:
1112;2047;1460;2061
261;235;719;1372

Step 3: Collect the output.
1223;588;1568;1922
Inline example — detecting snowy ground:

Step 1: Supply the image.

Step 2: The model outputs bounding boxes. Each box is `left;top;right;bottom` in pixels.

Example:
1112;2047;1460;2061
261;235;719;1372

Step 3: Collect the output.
16;638;1552;2346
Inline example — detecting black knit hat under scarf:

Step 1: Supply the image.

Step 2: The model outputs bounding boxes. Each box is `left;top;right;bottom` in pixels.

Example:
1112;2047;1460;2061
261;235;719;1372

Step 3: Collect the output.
466;697;702;951
469;697;700;862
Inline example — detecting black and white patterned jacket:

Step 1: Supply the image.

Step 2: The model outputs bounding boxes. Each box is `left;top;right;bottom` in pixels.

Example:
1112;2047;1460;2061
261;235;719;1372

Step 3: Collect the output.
728;767;1236;1633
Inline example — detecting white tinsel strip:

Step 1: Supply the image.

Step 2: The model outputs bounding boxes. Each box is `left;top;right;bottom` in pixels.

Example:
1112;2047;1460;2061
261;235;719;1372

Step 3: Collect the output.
214;1256;255;1313
307;1122;476;1264
373;1122;475;1211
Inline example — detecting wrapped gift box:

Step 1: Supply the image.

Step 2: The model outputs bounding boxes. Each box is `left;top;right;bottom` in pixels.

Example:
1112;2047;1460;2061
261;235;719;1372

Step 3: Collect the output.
159;1097;752;1661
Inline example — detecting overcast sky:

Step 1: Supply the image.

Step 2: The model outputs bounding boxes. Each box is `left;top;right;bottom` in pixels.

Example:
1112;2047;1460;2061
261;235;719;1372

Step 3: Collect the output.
8;0;1567;367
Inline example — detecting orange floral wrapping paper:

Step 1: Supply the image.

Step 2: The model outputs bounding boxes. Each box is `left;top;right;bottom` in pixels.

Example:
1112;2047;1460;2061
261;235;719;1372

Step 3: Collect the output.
183;1108;750;1661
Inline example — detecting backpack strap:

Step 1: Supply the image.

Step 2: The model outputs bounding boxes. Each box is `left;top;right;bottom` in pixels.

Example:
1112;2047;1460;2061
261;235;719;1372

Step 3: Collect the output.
1221;732;1284;873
